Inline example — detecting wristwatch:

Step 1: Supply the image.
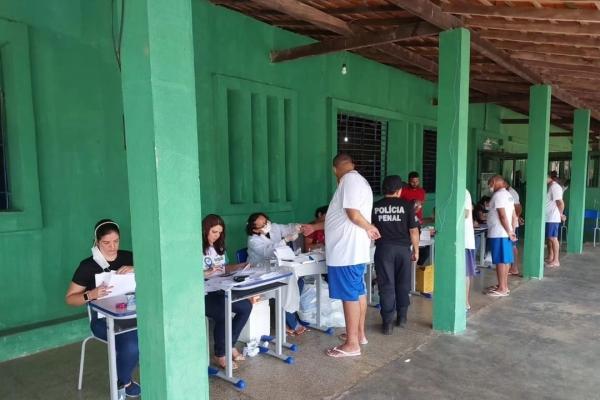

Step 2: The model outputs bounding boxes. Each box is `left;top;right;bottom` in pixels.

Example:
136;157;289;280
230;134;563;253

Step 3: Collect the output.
83;291;90;302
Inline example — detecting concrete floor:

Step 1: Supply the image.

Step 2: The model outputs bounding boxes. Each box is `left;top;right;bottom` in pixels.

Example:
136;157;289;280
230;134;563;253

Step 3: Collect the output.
2;245;599;399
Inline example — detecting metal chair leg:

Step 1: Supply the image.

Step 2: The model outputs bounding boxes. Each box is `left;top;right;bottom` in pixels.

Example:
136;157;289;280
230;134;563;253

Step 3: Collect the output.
77;336;93;390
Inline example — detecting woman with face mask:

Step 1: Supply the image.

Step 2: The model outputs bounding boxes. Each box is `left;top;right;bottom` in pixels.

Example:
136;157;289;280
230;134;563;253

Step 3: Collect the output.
245;212;302;265
246;212;309;336
65;219;141;398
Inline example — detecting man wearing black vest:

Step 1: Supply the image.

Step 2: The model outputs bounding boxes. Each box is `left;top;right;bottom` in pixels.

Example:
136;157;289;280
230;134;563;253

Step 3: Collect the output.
372;175;420;335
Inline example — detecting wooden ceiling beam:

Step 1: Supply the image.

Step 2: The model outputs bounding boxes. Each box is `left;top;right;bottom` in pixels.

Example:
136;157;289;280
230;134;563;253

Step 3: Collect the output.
512;52;600;68
479;30;600;48
493;42;600;60
442;3;600;23
387;0;600;120
521;59;600;74
253;0;441;76
466;17;600;36
271;22;439;63
251;0;354;35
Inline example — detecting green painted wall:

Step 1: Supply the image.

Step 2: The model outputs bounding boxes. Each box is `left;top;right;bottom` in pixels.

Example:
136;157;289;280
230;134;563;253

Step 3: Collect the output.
0;1;129;360
4;0;598;361
192;1;438;256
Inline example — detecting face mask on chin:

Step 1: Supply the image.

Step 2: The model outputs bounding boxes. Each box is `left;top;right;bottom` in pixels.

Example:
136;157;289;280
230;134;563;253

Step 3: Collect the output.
488;186;495;194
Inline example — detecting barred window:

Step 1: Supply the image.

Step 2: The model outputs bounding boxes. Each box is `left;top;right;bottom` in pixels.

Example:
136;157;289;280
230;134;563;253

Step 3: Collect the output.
337;113;388;195
422;129;437;193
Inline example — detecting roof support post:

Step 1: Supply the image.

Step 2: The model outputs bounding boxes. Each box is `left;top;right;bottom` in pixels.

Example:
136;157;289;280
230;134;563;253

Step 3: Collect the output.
567;109;591;253
523;85;552;280
433;28;470;334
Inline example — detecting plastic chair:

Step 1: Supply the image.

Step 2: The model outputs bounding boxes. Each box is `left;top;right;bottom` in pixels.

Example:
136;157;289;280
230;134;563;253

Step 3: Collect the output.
236;248;248;263
77;306;107;390
584;209;600;247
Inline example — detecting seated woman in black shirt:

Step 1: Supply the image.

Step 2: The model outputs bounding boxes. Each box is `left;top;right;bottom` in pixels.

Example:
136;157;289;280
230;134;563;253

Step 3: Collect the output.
65;219;140;398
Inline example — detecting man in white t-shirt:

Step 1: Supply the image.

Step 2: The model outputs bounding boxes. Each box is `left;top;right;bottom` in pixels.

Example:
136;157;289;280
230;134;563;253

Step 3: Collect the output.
301;153;380;358
545;173;565;268
464;189;476;310
506;182;523;276
485;176;516;297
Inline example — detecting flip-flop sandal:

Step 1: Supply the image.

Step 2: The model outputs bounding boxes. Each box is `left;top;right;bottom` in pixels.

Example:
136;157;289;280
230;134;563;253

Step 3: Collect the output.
487;290;509;297
325;346;361;358
338;333;368;345
286;328;297;336
484;285;510;294
232;353;246;362
294;326;311;336
214;358;238;370
508;271;520;276
546;263;560;268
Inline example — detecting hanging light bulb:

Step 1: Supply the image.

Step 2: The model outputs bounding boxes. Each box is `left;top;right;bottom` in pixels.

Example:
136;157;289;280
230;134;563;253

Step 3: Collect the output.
341;63;348;75
344;136;349;142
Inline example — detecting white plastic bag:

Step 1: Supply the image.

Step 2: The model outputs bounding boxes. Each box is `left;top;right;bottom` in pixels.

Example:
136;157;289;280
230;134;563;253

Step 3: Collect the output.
298;282;346;328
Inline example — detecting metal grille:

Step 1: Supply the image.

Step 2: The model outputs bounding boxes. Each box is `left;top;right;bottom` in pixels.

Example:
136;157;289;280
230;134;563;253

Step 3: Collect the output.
337;113;388;195
422;130;436;193
0;85;8;211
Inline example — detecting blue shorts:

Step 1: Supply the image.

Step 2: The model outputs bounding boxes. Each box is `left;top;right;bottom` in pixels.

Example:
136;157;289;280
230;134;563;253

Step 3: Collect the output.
328;264;367;301
489;238;514;265
546;222;560;238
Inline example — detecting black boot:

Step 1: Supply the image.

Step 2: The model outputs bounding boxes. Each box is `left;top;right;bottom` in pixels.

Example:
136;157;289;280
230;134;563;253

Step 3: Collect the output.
382;321;393;335
396;307;408;327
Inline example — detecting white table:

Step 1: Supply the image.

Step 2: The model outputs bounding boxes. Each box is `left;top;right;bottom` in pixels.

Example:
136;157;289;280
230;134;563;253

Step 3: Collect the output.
205;269;294;388
89;295;137;400
475;225;488;267
279;255;334;336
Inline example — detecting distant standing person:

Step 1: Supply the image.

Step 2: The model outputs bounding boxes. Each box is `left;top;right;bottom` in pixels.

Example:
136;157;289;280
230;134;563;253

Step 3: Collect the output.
545;173;565;268
506;182;523;276
400;171;426;225
401;171;429;265
464;189;477;310
485;176;517;297
372;176;419;334
304;205;328;252
302;153;380;357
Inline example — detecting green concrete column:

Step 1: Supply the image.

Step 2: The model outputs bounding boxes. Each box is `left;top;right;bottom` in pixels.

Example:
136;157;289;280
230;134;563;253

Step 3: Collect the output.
567;109;591;253
432;28;470;333
120;1;208;399
523;85;552;280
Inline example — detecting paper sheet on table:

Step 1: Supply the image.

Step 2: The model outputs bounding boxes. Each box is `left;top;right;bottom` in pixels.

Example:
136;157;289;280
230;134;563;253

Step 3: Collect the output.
274;246;296;261
95;271;136;298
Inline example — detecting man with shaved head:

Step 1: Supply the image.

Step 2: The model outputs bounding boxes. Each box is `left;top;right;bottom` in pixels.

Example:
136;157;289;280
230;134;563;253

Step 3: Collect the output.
485;175;517;297
302;153;380;357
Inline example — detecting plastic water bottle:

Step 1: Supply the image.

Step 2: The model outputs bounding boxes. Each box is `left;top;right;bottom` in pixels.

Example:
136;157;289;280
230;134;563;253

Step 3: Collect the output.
125;292;136;310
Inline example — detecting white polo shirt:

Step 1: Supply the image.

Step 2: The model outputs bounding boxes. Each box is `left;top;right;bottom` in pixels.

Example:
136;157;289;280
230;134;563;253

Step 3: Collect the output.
545;181;564;223
325;170;373;267
464;189;475;250
487;188;515;239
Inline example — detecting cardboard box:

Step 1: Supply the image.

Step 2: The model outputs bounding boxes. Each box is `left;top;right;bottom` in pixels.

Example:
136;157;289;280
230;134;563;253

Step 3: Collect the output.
416;264;434;293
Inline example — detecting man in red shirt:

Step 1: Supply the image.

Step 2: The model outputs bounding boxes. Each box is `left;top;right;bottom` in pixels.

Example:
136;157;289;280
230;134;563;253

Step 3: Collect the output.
400;171;427;225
